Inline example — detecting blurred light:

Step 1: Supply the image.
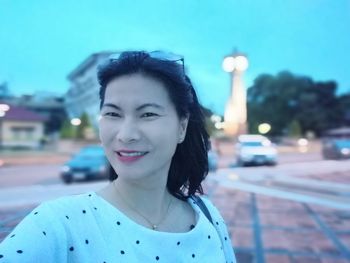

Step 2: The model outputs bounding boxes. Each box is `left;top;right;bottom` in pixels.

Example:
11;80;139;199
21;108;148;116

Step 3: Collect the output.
0;104;10;112
0;159;4;167
341;148;350;155
235;55;249;71
71;118;81;126
0;111;5;117
99;165;107;173
222;56;235;72
258;123;271;134
210;114;222;123
298;138;308;146
215;122;225;129
61;165;70;172
228;173;239;181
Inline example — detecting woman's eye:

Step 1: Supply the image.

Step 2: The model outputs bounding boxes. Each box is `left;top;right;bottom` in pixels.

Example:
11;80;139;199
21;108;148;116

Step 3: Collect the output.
141;112;159;118
104;112;120;117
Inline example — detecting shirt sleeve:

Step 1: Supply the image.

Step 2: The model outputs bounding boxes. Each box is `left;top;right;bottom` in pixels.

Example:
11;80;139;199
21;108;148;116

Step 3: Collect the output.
201;197;237;263
0;202;68;263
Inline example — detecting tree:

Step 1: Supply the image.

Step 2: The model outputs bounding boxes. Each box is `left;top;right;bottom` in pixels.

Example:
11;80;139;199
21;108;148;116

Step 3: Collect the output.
76;112;92;139
247;71;342;137
287;120;302;137
60;119;75;138
336;93;350;126
295;81;341;136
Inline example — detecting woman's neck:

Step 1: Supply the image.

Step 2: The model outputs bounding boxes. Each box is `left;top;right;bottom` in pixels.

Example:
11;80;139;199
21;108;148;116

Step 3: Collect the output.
113;178;173;219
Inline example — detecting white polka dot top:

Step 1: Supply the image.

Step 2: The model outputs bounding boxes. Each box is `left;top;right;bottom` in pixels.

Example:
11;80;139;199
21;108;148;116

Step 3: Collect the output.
0;192;236;263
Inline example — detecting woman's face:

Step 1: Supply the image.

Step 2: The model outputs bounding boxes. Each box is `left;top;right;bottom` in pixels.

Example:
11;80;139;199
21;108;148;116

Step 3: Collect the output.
99;73;188;182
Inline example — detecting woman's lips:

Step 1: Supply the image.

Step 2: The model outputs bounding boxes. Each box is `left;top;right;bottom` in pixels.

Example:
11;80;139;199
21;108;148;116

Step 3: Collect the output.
115;150;148;163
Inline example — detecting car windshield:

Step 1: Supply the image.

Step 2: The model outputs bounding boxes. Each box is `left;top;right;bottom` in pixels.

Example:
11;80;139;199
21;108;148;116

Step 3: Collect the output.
334;140;350;148
241;142;264;147
78;147;105;158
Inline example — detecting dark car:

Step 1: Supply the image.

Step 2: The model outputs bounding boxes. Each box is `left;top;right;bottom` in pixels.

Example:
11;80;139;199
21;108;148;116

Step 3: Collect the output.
322;139;350;160
60;145;109;183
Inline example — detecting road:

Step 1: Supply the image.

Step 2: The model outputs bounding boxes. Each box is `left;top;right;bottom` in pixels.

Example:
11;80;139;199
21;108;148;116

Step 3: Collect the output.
0;150;349;209
0;151;322;188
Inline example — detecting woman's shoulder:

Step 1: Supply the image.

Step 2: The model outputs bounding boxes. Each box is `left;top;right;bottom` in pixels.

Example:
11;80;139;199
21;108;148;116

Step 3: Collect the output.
192;195;222;218
35;192;92;217
192;195;224;223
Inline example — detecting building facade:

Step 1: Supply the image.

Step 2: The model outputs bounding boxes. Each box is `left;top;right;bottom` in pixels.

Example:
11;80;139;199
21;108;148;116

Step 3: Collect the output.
65;52;114;133
0;104;46;149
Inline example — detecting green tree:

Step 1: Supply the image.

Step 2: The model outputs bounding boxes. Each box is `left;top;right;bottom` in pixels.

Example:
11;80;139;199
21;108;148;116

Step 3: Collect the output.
287;120;302;137
247;71;341;137
76;112;92;139
335;93;350;127
60;119;75;138
295;81;340;136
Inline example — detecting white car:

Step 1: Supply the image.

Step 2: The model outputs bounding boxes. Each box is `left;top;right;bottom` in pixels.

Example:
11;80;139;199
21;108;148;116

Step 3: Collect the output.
236;135;277;166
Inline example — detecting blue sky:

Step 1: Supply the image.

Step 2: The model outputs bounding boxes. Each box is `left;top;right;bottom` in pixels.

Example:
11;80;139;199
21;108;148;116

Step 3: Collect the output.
1;0;349;114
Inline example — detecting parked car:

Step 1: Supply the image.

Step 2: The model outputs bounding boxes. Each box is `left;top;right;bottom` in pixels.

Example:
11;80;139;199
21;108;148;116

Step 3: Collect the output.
60;145;109;184
236;134;277;166
322;139;350;160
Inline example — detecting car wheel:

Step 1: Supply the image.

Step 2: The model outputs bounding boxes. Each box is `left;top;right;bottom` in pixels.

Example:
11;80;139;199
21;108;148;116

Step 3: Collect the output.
237;159;245;167
62;175;73;184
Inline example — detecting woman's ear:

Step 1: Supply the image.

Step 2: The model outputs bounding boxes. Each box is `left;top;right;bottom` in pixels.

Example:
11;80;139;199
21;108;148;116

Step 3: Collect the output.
178;115;189;143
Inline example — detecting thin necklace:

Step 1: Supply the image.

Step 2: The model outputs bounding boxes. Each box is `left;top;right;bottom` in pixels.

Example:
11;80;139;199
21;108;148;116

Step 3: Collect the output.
113;182;173;231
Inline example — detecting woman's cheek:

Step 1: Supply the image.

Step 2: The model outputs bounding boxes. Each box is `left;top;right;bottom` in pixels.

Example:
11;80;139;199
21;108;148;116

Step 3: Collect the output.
99;120;115;143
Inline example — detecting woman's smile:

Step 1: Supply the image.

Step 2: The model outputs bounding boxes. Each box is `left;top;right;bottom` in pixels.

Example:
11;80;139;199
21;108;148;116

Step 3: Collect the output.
115;150;149;163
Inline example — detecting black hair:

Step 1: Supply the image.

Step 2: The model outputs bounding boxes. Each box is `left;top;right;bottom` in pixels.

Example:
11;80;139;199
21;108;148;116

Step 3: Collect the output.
97;51;210;200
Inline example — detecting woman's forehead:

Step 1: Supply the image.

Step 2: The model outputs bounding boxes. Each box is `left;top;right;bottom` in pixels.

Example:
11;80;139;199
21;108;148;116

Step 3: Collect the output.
104;74;172;104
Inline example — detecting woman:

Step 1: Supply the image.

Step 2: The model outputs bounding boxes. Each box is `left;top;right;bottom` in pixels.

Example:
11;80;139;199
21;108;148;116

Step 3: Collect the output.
0;51;236;262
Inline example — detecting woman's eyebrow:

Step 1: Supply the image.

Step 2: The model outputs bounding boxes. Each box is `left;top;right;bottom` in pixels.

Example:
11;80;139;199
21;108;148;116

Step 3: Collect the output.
102;103;121;110
102;103;165;111
136;103;165;111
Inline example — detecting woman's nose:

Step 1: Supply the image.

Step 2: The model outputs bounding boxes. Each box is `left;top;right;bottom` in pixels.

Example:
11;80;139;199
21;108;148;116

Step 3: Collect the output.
116;119;141;143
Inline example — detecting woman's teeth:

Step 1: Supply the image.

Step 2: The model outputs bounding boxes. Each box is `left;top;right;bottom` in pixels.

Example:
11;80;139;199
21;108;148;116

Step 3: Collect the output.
118;152;146;157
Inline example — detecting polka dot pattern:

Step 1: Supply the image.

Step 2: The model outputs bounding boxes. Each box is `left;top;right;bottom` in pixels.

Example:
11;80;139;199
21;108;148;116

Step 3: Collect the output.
0;192;235;262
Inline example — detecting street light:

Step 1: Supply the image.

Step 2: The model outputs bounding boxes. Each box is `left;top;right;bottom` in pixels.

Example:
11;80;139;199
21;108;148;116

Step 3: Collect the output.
0;104;10;112
258;123;271;134
222;51;249;136
222;55;249;72
71;118;81;126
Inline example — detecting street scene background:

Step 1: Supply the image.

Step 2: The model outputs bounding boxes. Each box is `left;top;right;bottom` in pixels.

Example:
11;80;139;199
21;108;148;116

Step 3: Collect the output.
1;1;350;263
0;138;349;262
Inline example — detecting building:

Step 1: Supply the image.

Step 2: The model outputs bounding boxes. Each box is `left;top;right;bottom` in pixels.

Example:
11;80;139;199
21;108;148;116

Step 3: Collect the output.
2;93;67;141
65;52;114;133
0;104;46;149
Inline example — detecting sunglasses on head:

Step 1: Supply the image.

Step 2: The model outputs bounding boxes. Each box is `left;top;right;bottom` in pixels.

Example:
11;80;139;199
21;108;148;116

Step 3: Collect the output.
108;50;185;72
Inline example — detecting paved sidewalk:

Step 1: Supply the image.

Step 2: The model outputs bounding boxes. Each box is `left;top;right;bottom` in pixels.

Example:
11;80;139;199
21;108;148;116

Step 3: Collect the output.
1;180;349;263
204;180;350;263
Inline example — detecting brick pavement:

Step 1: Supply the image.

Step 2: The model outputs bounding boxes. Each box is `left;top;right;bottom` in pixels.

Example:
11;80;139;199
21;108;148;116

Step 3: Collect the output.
204;180;350;263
